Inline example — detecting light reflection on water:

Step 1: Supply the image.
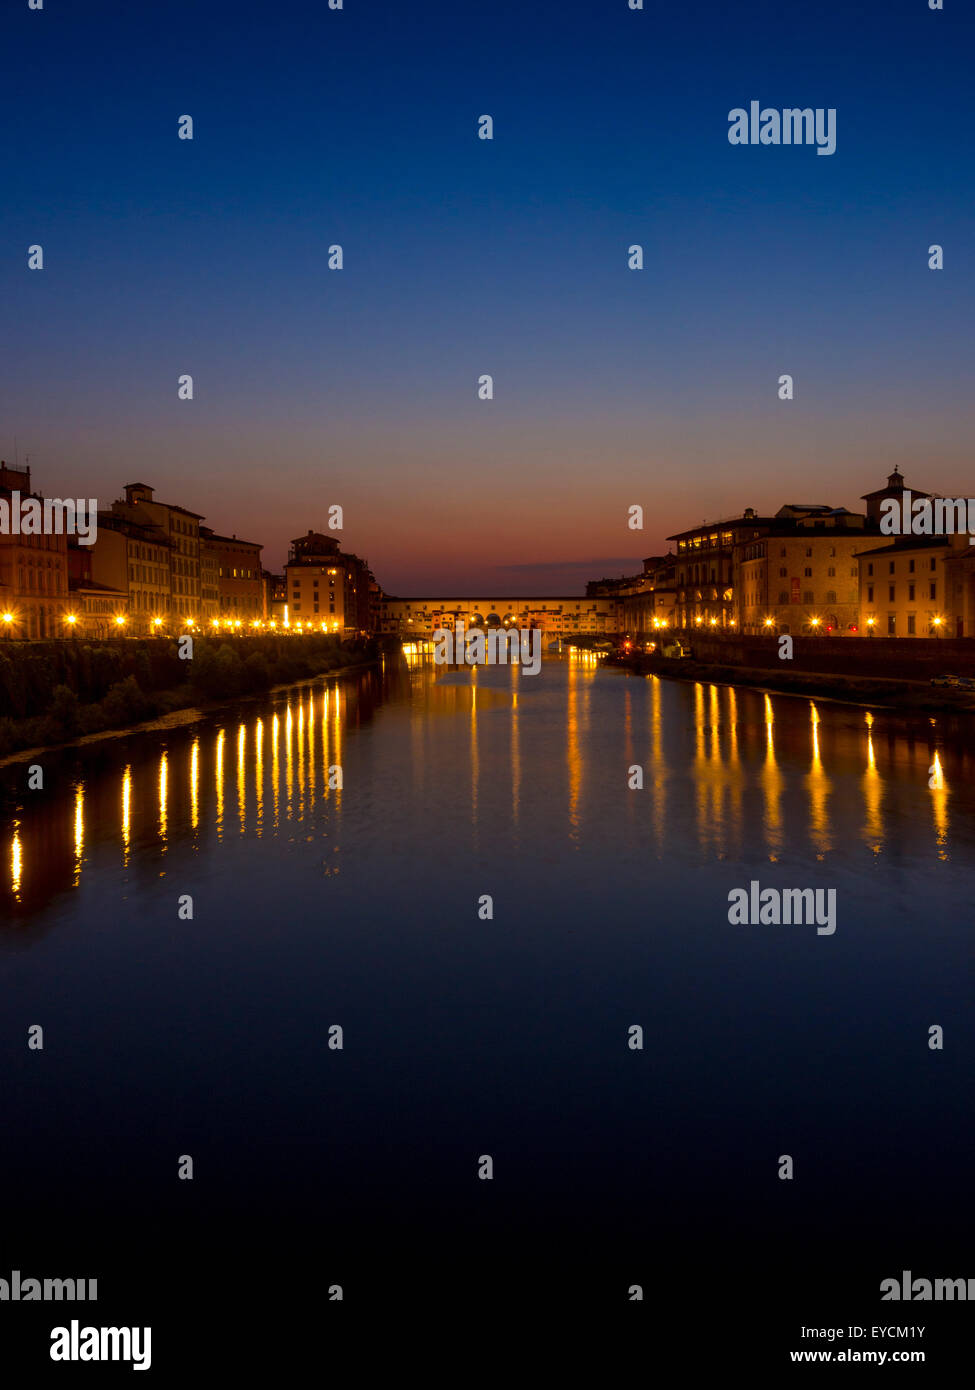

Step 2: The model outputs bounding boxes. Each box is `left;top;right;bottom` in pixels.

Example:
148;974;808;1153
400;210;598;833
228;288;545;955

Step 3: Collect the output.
2;653;973;924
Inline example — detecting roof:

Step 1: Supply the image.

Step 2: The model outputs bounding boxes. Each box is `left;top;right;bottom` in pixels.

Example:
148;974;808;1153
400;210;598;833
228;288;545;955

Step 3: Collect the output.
201;530;263;549
854;536;954;557
68;578;128;595
666;515;778;540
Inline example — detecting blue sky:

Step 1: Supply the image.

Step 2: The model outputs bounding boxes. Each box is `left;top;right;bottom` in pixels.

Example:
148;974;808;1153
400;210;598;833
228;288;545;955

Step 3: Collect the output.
2;0;972;589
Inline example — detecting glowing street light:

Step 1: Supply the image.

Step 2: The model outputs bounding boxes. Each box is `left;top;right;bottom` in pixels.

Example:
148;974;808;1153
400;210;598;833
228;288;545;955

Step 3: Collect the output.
152;617;163;628
65;613;78;626
764;617;774;628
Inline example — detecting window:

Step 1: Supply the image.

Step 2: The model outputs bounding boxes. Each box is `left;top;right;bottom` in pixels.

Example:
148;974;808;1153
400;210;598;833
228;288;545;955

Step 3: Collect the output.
889;585;895;601
930;582;937;600
827;566;835;577
825;591;836;604
779;567;787;578
930;557;937;571
867;563;874;577
889;561;895;574
804;567;812;578
867;586;874;602
778;591;789;604
806;547;812;557
907;615;916;634
908;584;915;601
909;559;915;573
887;615;896;635
780;547;787;557
803;590;814;604
850;567;857;577
829;546;836;557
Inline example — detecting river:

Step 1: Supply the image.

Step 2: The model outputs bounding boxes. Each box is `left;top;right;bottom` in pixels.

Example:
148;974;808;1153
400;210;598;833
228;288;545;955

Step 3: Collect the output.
1;650;970;1361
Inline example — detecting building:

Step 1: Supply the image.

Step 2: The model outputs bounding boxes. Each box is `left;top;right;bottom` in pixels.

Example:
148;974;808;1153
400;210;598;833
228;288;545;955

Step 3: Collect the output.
620;555;677;637
855;535;959;637
285;532;344;630
860;467;930;527
945;544;975;638
265;572;287;626
285;531;374;634
91;513;172;634
200;545;220;623
66;541;128;639
107;483;202;624
669;510;778;629
0;463;70;639
736;507;870;635
200;528;265;625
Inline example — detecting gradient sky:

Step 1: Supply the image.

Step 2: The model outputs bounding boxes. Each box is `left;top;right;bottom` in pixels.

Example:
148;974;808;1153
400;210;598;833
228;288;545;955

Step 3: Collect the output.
3;0;973;592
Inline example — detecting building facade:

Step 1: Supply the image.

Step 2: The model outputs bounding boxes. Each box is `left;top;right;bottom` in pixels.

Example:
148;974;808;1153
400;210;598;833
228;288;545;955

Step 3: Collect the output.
736;509;869;635
285;531;373;634
200;529;265;623
669;511;773;629
0;463;70;639
856;535;958;637
91;514;172;633
108;484;202;624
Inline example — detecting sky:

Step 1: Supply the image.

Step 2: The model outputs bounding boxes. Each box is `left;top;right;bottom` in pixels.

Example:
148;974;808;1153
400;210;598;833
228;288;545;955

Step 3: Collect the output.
2;0;973;592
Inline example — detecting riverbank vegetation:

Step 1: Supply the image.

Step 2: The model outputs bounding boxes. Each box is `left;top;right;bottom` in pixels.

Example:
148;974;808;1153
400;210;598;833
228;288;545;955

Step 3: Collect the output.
0;634;376;756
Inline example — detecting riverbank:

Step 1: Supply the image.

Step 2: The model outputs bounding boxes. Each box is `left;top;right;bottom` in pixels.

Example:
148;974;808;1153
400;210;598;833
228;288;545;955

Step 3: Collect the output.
0;635;380;758
0;655;379;770
606;652;975;714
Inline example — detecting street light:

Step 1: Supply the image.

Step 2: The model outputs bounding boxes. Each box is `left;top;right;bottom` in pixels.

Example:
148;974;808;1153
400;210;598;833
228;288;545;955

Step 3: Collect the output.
114;614;126;628
65;613;78;626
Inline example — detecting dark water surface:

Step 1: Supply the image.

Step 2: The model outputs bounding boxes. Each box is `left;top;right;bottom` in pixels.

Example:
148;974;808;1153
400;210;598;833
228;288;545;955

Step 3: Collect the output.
1;652;971;1368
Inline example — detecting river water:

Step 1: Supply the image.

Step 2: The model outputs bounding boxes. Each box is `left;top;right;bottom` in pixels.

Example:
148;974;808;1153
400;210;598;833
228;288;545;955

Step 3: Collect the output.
1;651;970;1365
